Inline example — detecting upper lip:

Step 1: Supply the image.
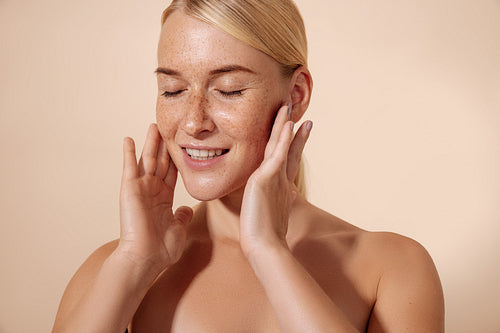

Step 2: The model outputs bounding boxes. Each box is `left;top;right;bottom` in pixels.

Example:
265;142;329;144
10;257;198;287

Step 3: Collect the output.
181;144;229;150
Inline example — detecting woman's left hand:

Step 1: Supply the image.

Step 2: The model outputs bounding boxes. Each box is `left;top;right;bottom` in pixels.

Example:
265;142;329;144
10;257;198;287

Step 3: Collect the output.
240;103;312;258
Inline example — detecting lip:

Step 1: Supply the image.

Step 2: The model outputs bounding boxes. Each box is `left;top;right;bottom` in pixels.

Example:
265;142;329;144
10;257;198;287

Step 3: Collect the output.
181;145;229;171
182;144;228;150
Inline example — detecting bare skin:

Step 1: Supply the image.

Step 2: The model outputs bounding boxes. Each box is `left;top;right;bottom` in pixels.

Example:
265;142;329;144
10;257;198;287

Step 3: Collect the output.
53;11;444;333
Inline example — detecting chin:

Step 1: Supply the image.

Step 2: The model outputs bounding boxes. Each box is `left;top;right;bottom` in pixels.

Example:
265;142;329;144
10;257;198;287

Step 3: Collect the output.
180;172;247;202
185;186;222;202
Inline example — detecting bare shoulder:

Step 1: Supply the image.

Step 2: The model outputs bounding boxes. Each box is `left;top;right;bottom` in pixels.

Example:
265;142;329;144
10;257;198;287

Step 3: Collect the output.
53;240;119;327
297;201;440;278
296;207;441;281
295;202;444;331
359;232;445;332
358;231;437;268
66;240;120;287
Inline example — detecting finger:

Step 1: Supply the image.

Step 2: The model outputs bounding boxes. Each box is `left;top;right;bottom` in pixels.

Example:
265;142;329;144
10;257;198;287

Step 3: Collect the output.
138;123;161;176
265;120;295;172
164;156;178;189
174;206;194;225
287;121;313;181
122;137;138;180
164;206;193;263
265;103;291;159
164;222;187;264
154;136;170;179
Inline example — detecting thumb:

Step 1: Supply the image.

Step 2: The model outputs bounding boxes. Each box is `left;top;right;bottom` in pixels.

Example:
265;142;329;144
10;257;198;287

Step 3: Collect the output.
174;205;194;225
163;206;193;264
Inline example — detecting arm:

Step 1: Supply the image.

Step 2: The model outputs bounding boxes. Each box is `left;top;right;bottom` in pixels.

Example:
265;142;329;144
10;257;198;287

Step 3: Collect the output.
240;104;358;332
247;242;358;333
52;124;192;333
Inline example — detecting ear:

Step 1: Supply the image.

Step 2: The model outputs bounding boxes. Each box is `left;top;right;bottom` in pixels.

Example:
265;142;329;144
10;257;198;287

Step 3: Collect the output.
288;66;313;122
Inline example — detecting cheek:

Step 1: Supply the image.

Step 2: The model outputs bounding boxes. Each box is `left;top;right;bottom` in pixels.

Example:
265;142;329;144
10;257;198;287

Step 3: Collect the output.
156;99;179;141
214;94;279;142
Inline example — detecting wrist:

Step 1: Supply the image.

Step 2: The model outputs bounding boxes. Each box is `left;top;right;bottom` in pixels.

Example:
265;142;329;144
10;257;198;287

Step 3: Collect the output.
110;247;166;286
243;239;290;270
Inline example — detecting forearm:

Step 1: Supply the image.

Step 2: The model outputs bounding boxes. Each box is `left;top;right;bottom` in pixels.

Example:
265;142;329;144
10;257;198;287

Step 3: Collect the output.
247;244;359;333
54;250;159;333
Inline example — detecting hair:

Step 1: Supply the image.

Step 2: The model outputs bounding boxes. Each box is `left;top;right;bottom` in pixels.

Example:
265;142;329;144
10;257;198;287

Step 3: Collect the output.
160;0;308;196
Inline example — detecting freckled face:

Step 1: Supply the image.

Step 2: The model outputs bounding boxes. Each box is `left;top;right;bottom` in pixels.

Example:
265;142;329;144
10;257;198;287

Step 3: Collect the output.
156;11;289;201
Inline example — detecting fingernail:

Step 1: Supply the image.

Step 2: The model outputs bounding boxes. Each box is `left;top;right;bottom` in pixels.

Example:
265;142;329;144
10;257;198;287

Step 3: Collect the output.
287;102;293;119
306;121;313;132
290;122;295;131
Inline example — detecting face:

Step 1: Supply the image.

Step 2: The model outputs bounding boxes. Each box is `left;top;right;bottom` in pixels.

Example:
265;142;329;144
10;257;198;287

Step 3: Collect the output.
156;11;290;201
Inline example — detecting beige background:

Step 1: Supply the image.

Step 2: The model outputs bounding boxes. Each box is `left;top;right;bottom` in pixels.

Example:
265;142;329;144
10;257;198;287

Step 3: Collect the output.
1;0;499;332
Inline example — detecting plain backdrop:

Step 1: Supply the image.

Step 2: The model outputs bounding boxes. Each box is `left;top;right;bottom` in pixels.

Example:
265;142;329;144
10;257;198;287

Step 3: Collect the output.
1;0;499;332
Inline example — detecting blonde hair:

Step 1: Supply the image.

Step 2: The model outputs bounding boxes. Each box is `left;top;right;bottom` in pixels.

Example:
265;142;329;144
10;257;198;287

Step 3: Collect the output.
161;0;308;196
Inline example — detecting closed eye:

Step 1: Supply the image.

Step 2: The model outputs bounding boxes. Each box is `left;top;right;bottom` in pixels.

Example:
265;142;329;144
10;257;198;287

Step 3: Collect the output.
218;90;244;97
162;90;185;97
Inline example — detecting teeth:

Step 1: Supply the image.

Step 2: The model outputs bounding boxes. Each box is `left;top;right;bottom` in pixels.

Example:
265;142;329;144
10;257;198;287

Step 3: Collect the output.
186;148;226;160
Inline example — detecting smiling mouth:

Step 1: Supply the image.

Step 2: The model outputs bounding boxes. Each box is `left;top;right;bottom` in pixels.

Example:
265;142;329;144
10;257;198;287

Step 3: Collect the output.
184;148;229;160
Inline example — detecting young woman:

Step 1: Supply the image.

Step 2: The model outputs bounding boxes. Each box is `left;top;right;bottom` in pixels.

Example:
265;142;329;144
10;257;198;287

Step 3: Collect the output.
53;0;445;332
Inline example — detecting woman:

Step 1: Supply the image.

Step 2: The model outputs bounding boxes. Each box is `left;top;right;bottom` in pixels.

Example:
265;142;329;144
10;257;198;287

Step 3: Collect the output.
53;0;444;332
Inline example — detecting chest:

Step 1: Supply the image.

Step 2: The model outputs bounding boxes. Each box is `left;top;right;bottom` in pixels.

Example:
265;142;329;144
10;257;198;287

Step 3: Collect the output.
130;240;375;333
169;263;281;333
131;242;280;332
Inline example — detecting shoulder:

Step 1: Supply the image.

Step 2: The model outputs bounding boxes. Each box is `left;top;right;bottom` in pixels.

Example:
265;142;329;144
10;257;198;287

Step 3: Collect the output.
296;203;444;331
298;201;437;272
358;231;435;266
357;231;443;292
300;216;437;277
359;232;445;332
53;240;119;327
63;239;120;296
67;240;120;285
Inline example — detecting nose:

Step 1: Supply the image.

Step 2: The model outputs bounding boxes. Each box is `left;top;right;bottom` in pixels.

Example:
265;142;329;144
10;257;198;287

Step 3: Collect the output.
181;92;216;137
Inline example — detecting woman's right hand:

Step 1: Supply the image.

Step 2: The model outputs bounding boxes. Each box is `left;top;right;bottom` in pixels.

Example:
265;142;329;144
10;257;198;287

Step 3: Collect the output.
118;123;193;276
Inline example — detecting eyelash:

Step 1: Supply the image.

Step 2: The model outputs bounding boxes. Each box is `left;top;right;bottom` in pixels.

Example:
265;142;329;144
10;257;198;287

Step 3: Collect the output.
218;90;244;97
162;90;184;97
161;90;245;98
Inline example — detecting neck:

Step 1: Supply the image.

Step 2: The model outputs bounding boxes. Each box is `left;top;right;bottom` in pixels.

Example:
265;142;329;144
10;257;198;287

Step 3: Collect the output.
204;187;246;243
195;188;308;246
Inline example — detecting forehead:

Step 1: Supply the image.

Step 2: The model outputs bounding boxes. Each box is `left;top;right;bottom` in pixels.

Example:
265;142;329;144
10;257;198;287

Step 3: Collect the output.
158;11;279;75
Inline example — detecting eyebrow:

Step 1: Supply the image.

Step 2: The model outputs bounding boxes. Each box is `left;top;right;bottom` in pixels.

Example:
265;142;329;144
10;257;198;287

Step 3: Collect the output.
154;65;257;76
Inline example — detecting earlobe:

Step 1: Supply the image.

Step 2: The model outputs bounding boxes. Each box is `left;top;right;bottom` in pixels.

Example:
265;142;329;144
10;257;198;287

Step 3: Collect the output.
288;67;313;122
